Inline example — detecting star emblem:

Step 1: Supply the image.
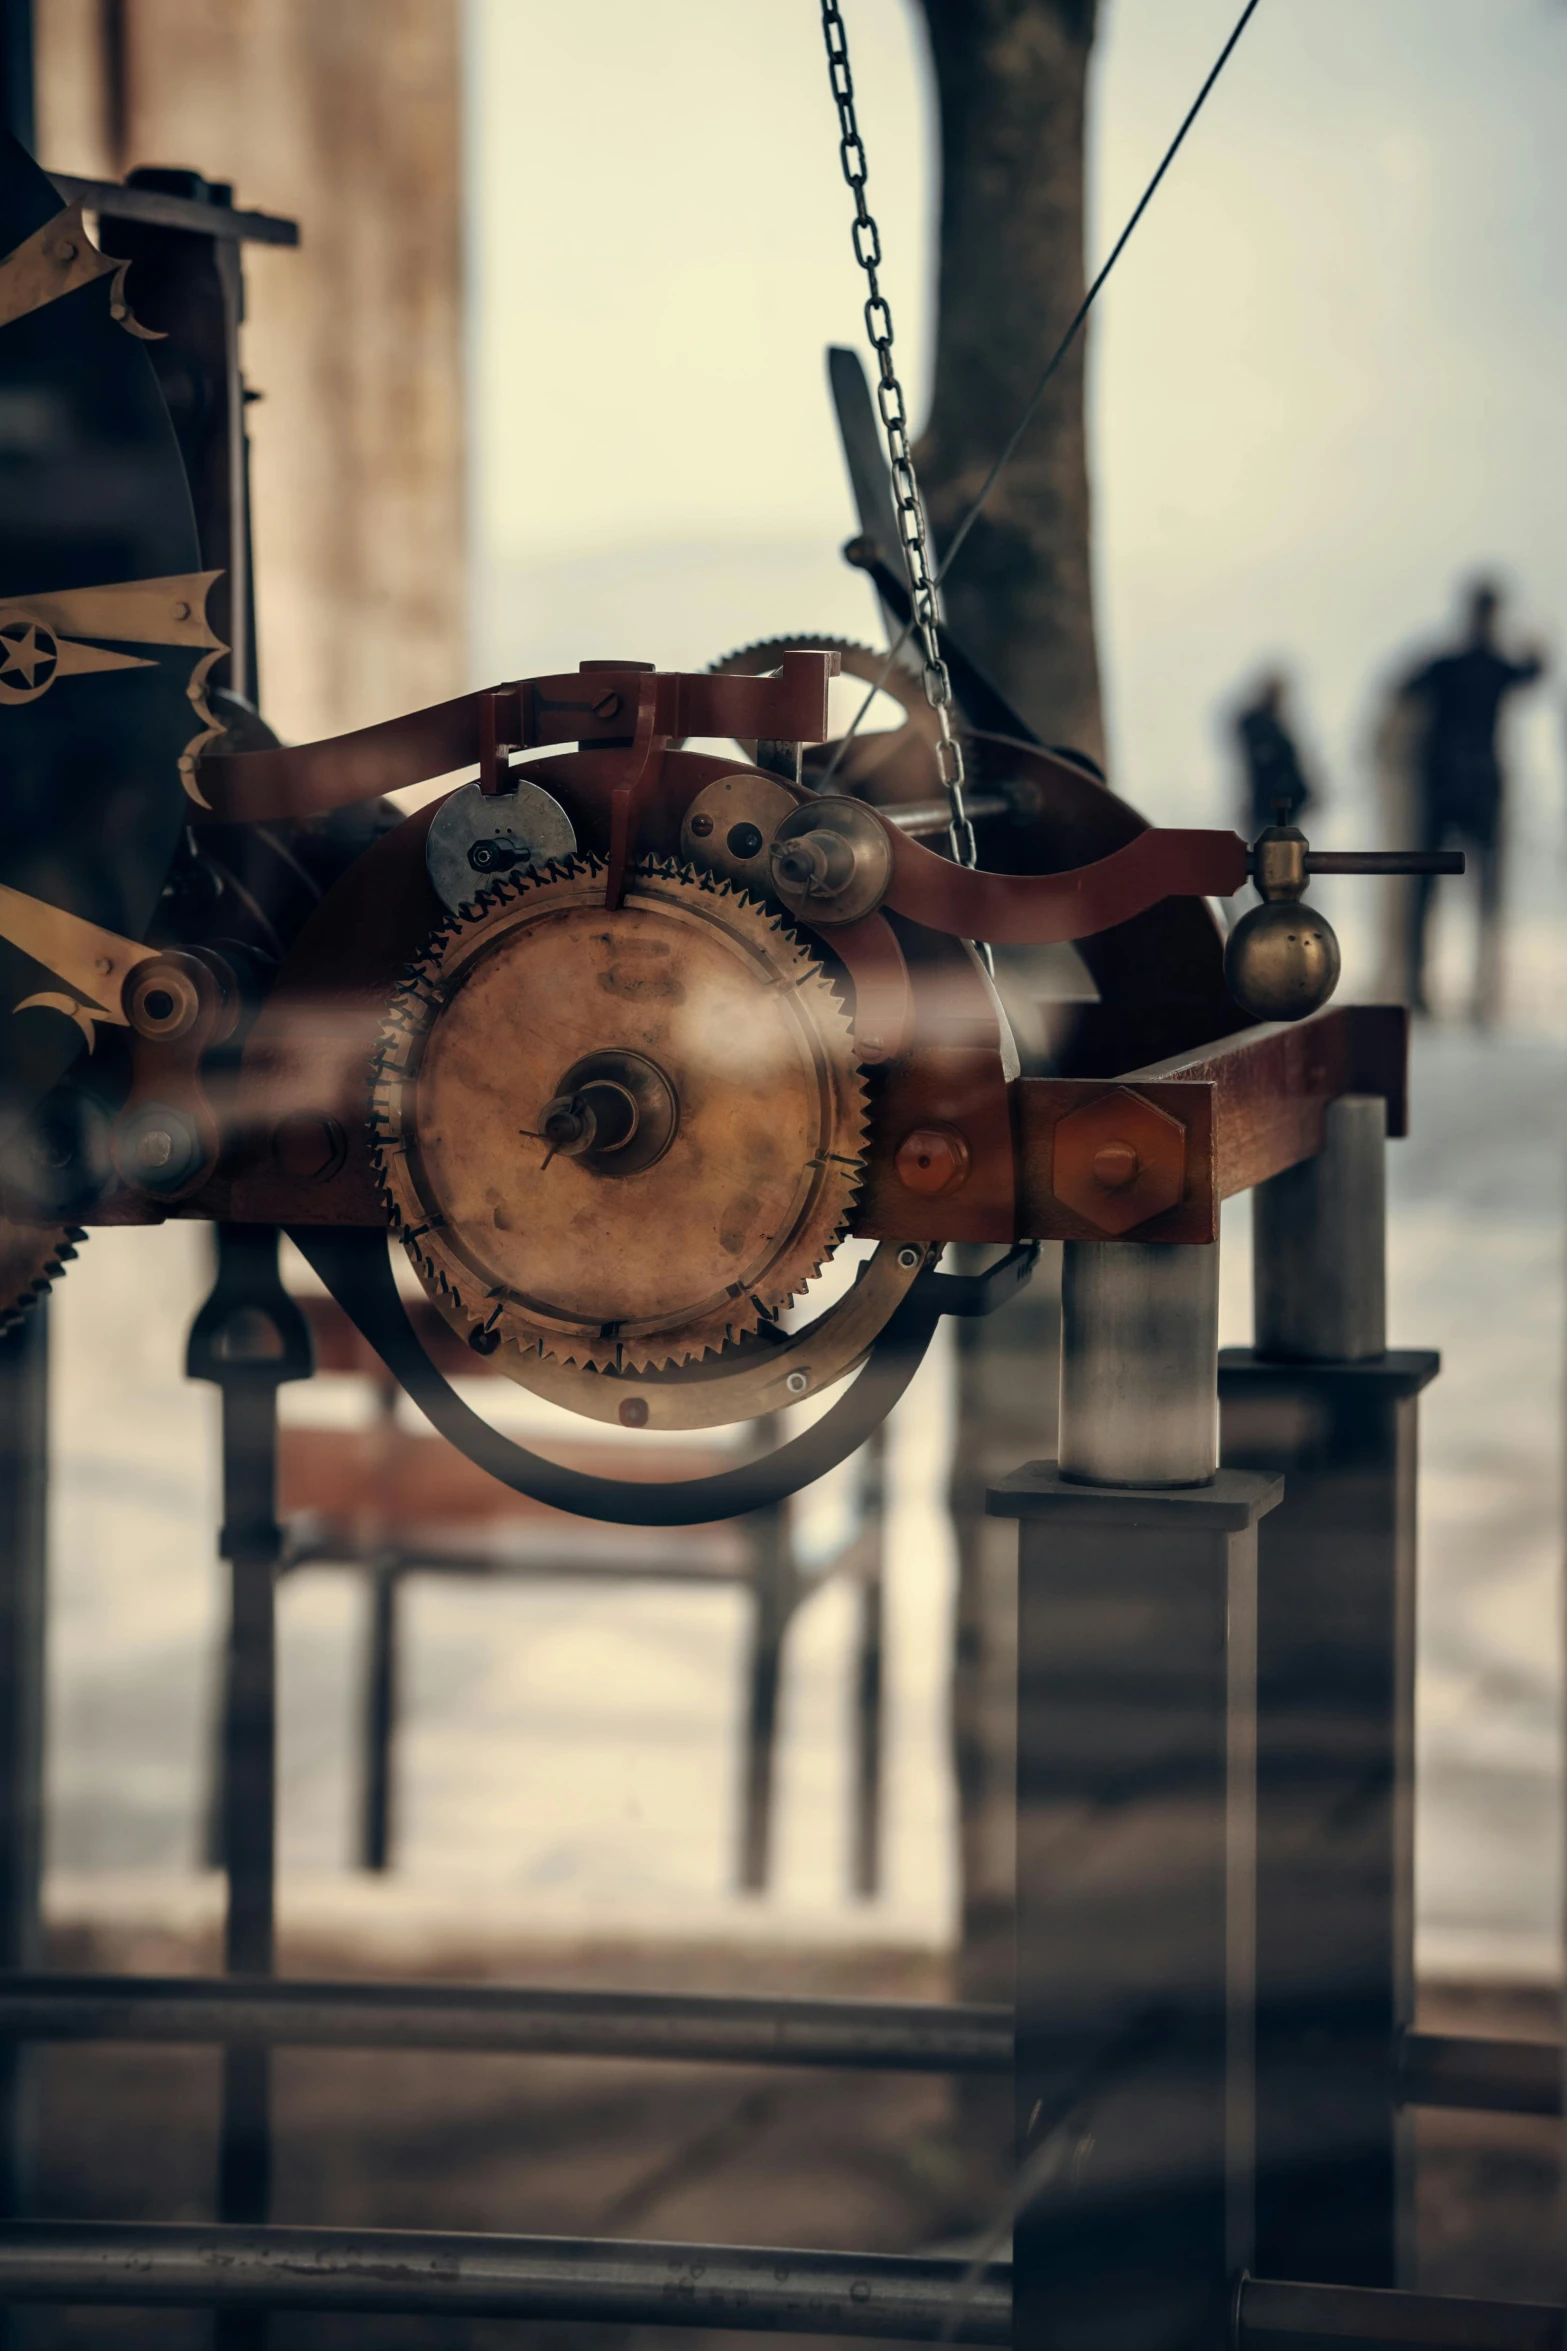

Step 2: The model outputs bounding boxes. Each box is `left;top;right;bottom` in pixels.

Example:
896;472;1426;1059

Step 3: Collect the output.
0;620;59;701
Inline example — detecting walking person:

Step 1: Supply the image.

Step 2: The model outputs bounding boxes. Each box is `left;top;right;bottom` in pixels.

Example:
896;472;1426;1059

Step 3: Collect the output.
1400;578;1545;1024
1232;668;1314;837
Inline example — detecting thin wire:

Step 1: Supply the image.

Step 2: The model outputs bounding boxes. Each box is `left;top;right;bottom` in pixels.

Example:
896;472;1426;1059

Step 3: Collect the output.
817;0;1264;791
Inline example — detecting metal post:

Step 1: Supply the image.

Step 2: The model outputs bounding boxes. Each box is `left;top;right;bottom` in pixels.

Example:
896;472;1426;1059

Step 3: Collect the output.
1221;1095;1434;2288
359;1565;398;1874
850;1426;885;1900
188;1230;311;2351
1058;1239;1220;1487
0;1305;46;2270
738;1420;791;1895
0;23;42;2346
994;1235;1278;2351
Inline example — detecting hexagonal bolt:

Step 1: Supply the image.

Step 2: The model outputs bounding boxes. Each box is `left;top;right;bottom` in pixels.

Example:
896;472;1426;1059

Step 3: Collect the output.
895;1125;971;1197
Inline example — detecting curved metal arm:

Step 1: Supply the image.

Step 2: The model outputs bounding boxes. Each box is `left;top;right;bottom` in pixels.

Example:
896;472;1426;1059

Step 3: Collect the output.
289;1228;965;1527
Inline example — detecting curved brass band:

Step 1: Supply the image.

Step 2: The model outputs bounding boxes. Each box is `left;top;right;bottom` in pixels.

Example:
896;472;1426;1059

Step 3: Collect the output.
428;1241;929;1433
882;821;1249;946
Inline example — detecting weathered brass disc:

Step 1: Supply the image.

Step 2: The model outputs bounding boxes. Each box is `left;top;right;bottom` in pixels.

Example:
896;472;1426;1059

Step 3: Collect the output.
372;858;868;1373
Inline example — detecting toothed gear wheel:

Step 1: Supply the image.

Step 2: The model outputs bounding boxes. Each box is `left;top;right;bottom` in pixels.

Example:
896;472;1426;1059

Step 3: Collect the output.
0;1218;83;1335
371;857;868;1374
708;634;953;801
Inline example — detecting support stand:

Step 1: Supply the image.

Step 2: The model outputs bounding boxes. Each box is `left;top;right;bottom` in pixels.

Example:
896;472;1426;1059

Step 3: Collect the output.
1221;1096;1434;2288
0;1304;46;2351
188;1229;311;2351
992;1237;1280;2351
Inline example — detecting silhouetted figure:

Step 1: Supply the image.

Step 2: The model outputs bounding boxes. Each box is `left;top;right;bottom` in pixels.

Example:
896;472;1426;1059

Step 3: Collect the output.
1234;671;1313;836
1401;579;1545;1022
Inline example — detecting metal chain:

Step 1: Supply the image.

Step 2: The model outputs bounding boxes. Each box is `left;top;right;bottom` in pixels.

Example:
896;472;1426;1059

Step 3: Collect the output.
819;0;978;873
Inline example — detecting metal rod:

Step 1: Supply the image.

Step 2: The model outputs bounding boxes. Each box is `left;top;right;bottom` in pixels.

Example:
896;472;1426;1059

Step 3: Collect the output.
880;794;1012;836
1397;2030;1561;2118
1303;852;1465;877
0;1303;47;2263
45;172;299;245
1237;2278;1563;2351
358;1565;397;1873
0;1977;1548;2108
0;1976;1012;2071
0;2234;1553;2351
0;2225;1010;2339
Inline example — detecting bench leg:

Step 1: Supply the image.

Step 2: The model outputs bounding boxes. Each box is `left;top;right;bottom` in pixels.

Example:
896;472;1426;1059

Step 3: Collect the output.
359;1565;399;1874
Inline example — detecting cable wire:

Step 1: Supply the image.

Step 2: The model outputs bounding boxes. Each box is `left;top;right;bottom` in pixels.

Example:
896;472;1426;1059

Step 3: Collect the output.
817;0;1265;790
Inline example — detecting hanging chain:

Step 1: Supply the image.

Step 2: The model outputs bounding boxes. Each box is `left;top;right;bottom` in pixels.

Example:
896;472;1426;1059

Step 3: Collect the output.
819;0;978;873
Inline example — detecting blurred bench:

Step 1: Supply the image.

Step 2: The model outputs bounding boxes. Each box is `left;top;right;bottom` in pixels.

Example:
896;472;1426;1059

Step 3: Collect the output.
263;1290;886;1897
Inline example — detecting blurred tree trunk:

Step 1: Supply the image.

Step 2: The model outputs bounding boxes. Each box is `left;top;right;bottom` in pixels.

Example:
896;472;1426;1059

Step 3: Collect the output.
916;0;1102;761
917;1;1102;2229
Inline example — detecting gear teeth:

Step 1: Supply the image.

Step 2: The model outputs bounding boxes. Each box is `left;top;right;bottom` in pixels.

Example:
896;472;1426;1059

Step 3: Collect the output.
0;1219;88;1335
369;854;870;1377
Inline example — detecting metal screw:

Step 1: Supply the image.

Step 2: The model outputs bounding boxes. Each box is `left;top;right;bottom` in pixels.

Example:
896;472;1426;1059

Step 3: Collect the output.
897;1245;922;1270
689;814;714;839
1091;1139;1140;1192
785;1369;810;1395
592;691;622;721
619;1395;650;1427
138;1129;174;1170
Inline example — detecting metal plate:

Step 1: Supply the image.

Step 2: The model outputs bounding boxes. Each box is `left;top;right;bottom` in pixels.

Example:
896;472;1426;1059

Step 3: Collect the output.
424;777;577;914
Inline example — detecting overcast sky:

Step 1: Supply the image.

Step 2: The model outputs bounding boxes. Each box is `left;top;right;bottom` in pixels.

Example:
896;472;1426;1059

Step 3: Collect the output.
465;0;1567;896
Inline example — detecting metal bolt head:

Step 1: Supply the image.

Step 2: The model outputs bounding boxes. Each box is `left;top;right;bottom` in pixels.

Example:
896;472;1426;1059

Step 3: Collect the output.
689;813;714;838
895;1125;970;1197
1053;1087;1186;1236
1091;1139;1140;1192
785;1369;810;1396
271;1112;349;1184
138;1128;174;1170
619;1395;649;1426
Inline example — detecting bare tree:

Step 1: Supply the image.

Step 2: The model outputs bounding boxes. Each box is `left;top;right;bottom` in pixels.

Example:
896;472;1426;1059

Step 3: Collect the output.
916;0;1102;760
915;1;1103;2222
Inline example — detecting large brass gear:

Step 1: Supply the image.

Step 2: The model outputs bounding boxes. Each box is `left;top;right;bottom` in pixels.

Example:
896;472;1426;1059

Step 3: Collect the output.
371;856;868;1375
0;1217;84;1335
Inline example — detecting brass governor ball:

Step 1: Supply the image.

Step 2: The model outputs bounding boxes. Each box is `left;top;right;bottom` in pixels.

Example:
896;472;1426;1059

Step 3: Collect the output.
1224;899;1342;1022
1224;819;1342;1023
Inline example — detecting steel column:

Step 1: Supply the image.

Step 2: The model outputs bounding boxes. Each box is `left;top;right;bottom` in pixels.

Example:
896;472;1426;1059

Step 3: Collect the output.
1223;1094;1433;2288
994;1232;1276;2351
0;1304;46;2310
187;1230;311;2351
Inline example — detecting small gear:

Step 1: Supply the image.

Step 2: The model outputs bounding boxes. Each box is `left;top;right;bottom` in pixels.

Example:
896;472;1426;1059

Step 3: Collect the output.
0;1218;84;1335
708;634;955;802
371;857;868;1374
